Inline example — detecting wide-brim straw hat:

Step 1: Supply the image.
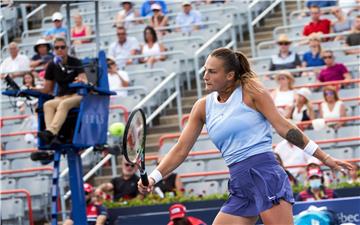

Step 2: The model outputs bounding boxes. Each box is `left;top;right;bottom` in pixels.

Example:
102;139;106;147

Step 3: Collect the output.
277;34;292;44
275;70;295;84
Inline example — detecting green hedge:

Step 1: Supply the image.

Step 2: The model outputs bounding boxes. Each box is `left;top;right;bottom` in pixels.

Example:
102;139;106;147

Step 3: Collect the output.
104;182;360;208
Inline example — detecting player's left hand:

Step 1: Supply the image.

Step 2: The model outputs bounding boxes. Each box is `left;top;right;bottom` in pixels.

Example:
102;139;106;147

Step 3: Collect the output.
324;156;354;173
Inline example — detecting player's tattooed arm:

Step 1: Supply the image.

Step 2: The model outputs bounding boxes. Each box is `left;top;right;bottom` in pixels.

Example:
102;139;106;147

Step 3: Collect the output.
285;128;306;149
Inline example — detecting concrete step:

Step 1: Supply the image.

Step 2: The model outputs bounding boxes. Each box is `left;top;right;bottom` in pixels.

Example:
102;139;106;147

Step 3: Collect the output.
94;175;112;186
166;105;192;115
183;89;207;97
160;114;181;125
148;123;180;134
182;95;198;107
146;133;166;144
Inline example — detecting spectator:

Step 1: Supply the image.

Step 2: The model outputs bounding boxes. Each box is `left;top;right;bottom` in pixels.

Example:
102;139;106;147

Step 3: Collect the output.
140;26;166;65
303;5;331;37
71;13;92;45
288;88;315;129
345;15;360;55
30;39;53;71
302;33;325;68
107;57;129;97
96;157;141;202
347;163;360;184
44;12;68;41
63;183;108;225
175;1;202;33
16;73;40;113
271;71;295;116
274;152;298;186
319;86;347;130
331;7;353;34
155;157;183;196
141;0;167;17
305;0;336;9
0;42;30;77
35;37;88;145
114;1;140;29
149;3;169;37
167;204;207;225
270;34;301;71
296;167;337;201
108;26;140;69
318;50;352;82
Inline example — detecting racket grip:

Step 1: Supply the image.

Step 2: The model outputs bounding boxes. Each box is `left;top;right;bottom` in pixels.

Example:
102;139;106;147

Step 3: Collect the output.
141;172;149;186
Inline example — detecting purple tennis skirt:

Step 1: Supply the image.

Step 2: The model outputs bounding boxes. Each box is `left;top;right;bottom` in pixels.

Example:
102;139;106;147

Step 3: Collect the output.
221;152;295;217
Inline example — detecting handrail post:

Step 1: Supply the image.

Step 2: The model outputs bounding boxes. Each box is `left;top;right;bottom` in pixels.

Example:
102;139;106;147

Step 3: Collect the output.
65;3;71;46
111;155;118;177
59;179;67;221
175;74;183;130
281;0;287;27
21;4;28;35
248;6;256;57
194;57;202;99
296;0;302;11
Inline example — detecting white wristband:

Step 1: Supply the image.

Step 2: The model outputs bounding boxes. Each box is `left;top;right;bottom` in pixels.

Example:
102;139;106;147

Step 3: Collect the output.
304;140;318;156
149;169;163;184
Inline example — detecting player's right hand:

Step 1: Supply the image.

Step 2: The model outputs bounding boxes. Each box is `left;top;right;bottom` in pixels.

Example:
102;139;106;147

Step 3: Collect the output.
138;177;155;195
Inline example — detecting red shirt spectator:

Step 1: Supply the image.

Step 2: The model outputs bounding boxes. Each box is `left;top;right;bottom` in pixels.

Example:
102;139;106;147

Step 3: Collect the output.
303;19;331;36
303;5;331;36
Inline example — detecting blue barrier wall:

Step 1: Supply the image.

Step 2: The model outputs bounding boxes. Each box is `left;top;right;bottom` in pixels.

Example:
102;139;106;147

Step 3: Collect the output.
109;196;360;225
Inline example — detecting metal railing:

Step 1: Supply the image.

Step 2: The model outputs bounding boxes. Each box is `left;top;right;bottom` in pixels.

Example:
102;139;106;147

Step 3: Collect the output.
20;4;47;35
247;0;287;57
194;23;236;98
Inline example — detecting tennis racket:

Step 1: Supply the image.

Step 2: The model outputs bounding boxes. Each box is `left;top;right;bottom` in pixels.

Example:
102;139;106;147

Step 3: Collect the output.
122;108;149;186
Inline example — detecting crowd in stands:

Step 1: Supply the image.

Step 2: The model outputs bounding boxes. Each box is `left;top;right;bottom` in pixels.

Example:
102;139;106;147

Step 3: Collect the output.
0;2;359;223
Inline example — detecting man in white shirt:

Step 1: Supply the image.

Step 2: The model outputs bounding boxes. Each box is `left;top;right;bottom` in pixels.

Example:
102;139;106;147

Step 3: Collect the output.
107;57;129;97
175;1;202;33
0;42;30;77
108;26;140;69
274;139;321;178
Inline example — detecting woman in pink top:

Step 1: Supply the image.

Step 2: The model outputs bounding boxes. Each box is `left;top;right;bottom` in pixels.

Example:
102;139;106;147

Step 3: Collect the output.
318;50;351;82
71;14;92;44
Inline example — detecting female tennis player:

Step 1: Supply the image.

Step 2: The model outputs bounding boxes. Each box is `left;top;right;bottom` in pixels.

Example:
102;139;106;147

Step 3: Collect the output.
138;48;353;224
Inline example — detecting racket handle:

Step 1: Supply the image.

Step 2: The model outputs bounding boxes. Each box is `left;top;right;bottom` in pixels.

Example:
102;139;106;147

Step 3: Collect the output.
140;171;149;186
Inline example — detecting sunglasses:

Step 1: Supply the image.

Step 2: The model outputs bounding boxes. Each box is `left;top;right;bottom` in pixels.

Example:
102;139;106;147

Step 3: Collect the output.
277;76;288;80
278;42;290;46
117;33;126;36
54;45;66;50
323;55;333;59
124;163;135;168
325;91;335;96
107;61;116;67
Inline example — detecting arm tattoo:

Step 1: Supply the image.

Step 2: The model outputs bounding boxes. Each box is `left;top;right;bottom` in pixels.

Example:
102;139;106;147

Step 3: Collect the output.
285;128;306;149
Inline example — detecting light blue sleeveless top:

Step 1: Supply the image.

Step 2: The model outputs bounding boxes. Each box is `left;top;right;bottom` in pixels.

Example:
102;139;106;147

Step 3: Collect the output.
205;86;273;165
